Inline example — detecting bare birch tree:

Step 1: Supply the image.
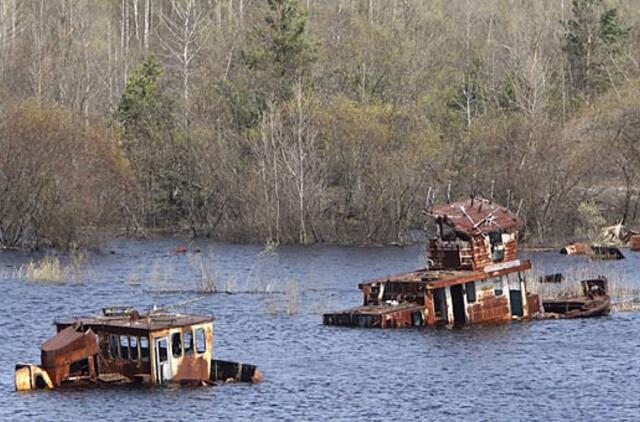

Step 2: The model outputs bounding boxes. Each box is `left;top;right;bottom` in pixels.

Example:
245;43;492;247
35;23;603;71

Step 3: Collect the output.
157;0;211;128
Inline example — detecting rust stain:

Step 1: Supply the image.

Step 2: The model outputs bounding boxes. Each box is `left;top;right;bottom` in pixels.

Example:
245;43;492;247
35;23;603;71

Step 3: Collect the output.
16;307;261;390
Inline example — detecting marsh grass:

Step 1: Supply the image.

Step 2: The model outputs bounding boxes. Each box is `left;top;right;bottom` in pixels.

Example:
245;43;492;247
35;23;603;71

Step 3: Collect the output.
189;251;219;293
528;258;640;313
264;278;302;316
125;263;145;286
133;247;304;316
261;239;279;255
19;255;63;282
17;250;90;283
285;279;300;315
149;259;179;292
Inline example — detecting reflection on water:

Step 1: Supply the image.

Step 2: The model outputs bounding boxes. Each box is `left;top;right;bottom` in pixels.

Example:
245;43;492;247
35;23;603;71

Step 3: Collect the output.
1;240;639;421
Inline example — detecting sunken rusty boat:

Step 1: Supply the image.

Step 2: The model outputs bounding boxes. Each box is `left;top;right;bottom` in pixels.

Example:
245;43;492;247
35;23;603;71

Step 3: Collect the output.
15;306;262;391
323;197;543;328
542;278;611;319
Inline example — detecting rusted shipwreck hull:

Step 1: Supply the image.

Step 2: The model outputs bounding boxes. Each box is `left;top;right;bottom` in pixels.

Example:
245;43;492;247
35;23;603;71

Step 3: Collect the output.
323;303;428;329
15;307;262;391
324;261;541;328
560;243;624;260
542;278;611;319
324;197;542;328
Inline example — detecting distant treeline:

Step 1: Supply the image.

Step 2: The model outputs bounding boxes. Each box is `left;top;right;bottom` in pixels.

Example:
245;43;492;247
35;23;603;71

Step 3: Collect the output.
1;0;640;249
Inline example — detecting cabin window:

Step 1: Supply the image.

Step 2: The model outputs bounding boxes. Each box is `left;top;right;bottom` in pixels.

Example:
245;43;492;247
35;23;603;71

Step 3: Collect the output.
130;336;139;361
140;336;149;361
465;282;476;303
171;332;182;358
489;232;505;261
120;335;130;360
195;328;206;353
158;338;168;363
184;331;193;355
109;334;119;359
494;277;504;296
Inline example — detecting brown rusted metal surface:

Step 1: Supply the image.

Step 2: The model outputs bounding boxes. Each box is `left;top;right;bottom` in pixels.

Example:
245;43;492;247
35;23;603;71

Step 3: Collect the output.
324;197;538;329
323;303;428;328
425;197;523;235
526;293;541;317
542;277;611;318
358;260;532;290
467;295;511;324
55;313;212;334
40;326;99;386
94;331;151;382
560;243;624;260
630;234;640;251
211;360;263;383
17;308;261;391
590;245;624;260
560;242;589;255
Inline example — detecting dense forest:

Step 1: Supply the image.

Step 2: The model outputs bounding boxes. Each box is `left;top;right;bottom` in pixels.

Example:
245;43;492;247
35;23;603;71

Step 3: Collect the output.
1;0;640;249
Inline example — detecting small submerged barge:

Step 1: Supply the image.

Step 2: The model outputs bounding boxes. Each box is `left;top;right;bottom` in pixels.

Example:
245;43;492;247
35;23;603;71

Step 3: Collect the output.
324;197;542;328
542;278;611;318
15;306;262;391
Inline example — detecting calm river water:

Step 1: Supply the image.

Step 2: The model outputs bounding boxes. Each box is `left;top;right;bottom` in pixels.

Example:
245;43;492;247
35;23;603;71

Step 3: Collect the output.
1;239;640;421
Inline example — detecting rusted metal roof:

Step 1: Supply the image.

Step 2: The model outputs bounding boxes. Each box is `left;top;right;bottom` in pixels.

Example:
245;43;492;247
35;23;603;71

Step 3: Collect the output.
41;326;100;376
359;260;532;289
55;313;213;334
425;197;523;234
42;326;91;353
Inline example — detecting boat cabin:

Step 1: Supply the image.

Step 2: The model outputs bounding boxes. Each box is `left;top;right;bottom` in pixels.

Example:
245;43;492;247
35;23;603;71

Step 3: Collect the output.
16;307;261;391
425;197;521;271
323;196;541;328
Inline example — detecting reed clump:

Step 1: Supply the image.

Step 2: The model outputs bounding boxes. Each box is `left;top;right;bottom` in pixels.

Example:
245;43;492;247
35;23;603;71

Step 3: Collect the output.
265;278;301;316
528;260;640;312
19;255;64;282
285;279;300;315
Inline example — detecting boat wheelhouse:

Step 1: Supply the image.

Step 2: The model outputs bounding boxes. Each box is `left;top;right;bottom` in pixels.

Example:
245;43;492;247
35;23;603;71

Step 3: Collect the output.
15;306;262;391
323;197;542;328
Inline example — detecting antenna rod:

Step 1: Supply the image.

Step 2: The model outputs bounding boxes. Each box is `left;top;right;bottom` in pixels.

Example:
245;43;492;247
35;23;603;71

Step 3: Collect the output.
151;297;206;314
447;180;451;203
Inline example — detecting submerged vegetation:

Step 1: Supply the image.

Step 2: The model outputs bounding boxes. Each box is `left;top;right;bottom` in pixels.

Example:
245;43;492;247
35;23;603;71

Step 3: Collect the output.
529;260;640;312
1;0;640;249
16;250;88;283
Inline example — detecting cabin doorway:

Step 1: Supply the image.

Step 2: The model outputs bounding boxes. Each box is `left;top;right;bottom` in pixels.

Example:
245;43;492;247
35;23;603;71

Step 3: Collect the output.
433;288;447;323
508;273;524;317
154;337;172;383
509;290;523;317
450;284;466;325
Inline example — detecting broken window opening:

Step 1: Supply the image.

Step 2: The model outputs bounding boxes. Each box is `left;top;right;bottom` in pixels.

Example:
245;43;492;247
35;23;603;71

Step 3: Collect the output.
171;332;182;358
34;374;48;389
69;358;90;376
489;231;505;262
494;277;504;296
184;331;193;355
140;336;149;361
465;282;476;303
109;334;119;359
195;328;206;353
120;335;130;360
130;336;139;361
